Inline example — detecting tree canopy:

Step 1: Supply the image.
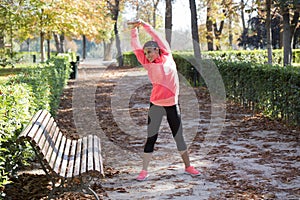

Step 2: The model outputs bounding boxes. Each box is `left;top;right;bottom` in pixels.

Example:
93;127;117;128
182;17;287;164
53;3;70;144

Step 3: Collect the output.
0;0;113;46
0;0;299;65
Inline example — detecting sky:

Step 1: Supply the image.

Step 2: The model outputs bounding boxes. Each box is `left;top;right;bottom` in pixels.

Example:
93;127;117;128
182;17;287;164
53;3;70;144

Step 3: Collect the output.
167;0;192;30
123;0;193;31
124;0;249;31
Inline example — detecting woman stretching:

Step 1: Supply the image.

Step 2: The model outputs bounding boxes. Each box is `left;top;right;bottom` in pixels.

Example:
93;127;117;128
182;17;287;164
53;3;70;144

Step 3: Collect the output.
128;19;200;181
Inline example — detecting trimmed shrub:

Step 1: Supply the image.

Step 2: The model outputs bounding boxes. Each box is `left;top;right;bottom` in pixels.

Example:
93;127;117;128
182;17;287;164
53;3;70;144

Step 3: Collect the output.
0;57;71;194
0;84;35;191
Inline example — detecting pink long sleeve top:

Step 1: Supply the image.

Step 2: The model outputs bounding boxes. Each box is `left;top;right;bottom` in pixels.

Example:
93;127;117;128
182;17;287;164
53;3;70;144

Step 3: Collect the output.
131;23;179;106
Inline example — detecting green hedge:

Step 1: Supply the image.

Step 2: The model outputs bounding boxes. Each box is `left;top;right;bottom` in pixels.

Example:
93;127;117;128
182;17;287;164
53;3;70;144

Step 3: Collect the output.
0;57;71;194
0;51;78;66
123;51;140;67
172;49;300;65
215;60;300;125
123;51;300;125
204;49;300;65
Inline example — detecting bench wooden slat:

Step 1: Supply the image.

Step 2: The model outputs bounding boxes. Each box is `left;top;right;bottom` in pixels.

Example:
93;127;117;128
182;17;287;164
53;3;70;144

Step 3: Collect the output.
87;135;94;171
49;131;63;169
27;110;48;140
66;140;77;178
42;121;58;160
37;116;55;153
32;112;51;149
60;138;71;177
45;125;60;165
93;136;101;173
18;110;43;139
98;141;104;175
73;138;82;177
81;137;88;174
53;135;66;174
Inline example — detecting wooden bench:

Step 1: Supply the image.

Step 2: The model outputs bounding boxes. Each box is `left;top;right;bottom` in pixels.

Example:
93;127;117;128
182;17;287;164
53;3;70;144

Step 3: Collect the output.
17;110;104;200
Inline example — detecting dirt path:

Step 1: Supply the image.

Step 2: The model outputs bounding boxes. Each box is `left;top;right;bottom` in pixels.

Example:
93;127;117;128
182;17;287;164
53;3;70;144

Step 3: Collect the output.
55;59;299;200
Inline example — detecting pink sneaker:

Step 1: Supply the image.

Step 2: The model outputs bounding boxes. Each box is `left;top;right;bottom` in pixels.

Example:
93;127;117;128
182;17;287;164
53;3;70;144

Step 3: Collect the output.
185;166;200;176
136;170;148;181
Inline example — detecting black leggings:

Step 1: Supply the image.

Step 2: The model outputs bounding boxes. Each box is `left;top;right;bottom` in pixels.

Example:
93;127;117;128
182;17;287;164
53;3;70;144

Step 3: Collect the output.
144;103;187;153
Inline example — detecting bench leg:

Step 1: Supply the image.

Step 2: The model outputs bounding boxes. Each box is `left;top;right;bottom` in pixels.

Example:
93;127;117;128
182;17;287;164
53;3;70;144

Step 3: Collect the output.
80;176;100;200
48;177;100;200
87;186;100;200
29;142;53;181
28;142;59;200
48;177;66;200
25;142;101;199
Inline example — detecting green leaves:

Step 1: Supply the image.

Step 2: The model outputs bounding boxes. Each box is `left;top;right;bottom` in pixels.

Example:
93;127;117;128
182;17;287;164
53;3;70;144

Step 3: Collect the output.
0;0;113;45
0;83;33;193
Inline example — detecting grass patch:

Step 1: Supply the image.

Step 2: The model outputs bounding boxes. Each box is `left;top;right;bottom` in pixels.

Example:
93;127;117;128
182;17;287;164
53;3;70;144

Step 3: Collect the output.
0;64;37;84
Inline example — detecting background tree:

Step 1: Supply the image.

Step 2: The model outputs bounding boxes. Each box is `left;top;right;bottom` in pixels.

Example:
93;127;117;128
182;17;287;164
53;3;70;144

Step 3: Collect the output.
165;0;172;45
204;0;239;51
237;3;281;50
108;0;123;66
277;0;299;65
266;0;272;64
1;0;299;64
189;0;201;59
206;0;214;51
0;0;35;57
240;0;248;50
0;0;113;61
57;0;113;59
125;0;162;27
153;0;161;28
213;0;226;50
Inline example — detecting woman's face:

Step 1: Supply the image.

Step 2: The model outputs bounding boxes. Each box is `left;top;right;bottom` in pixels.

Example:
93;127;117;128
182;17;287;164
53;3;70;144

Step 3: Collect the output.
144;47;159;62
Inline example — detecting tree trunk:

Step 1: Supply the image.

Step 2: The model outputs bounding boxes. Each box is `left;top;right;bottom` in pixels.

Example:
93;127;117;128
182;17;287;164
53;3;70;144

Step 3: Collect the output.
114;22;123;66
103;38;113;61
266;0;272;65
282;7;292;66
213;3;225;51
59;33;65;53
0;33;4;49
279;16;283;49
113;0;123;67
206;1;214;51
213;20;224;50
40;31;45;62
293;28;300;49
227;0;233;47
53;33;65;53
153;0;160;28
165;0;172;46
228;15;233;49
136;1;140;19
47;39;51;60
9;23;13;59
82;35;87;60
290;9;299;50
53;33;60;52
26;39;30;51
240;0;247;50
189;0;201;59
